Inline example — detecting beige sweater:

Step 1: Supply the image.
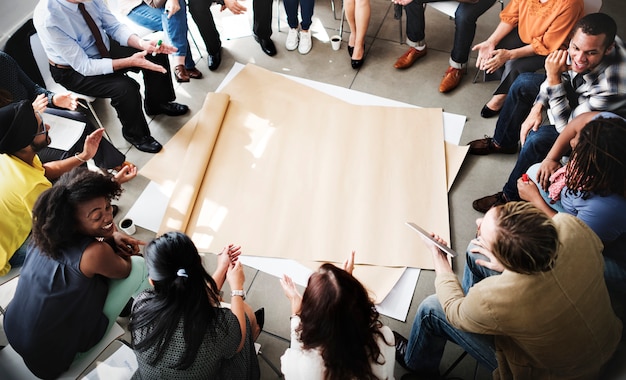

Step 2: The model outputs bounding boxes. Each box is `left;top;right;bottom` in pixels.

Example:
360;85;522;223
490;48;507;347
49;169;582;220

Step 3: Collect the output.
436;213;622;380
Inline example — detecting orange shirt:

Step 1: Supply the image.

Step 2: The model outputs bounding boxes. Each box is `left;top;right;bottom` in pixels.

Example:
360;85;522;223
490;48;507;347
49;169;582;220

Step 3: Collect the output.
500;0;584;56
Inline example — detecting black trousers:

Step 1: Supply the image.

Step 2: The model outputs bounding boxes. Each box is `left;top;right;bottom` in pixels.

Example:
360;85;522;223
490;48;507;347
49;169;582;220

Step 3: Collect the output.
38;108;126;169
187;0;273;47
50;41;175;141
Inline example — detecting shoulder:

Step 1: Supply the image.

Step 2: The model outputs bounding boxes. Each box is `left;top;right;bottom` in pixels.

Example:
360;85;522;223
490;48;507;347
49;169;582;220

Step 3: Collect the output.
280;346;324;380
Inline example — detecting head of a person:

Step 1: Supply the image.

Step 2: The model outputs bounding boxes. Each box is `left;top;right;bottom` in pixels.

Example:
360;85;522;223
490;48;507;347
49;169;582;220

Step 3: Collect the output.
568;13;617;74
478;202;559;275
130;232;221;370
31;167;121;258
298;263;387;380
0;100;49;155
567;116;626;197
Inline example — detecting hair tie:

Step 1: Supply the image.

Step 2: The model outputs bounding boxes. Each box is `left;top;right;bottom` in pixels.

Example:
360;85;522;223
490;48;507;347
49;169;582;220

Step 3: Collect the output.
176;268;188;278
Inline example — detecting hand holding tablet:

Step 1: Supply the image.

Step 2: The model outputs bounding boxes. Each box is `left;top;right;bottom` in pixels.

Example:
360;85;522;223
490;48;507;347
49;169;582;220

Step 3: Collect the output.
406;222;458;257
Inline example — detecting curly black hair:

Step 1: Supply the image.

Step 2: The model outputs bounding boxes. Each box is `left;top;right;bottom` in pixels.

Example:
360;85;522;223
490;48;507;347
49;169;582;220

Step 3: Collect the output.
31;167;122;257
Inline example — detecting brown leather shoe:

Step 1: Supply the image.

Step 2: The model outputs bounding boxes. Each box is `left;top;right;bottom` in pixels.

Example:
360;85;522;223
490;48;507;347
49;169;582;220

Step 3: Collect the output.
187;67;203;79
439;66;465;93
394;46;427;69
468;136;517;155
174;64;190;83
473;192;507;213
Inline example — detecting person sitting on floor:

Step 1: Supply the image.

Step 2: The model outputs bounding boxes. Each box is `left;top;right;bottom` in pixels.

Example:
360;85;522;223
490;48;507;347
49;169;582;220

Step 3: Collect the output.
129;231;261;379
518;113;626;315
468;13;626;213
0;50;130;170
280;251;395;379
33;0;190;154
3;167;150;379
394;202;622;380
0;101;135;277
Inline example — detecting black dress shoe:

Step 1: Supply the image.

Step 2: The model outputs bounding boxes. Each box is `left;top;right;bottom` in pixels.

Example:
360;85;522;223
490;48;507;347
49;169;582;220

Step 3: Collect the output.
393;331;411;370
208;48;222;71
254;36;277;56
112;204;119;217
480;104;501;118
254;307;265;331
351;57;364;69
126;135;163;153
145;102;189;117
348;45;354;57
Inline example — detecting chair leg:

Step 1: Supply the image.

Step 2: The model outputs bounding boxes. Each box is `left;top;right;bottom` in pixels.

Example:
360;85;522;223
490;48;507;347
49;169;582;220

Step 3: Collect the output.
442;350;468;378
188;30;203;63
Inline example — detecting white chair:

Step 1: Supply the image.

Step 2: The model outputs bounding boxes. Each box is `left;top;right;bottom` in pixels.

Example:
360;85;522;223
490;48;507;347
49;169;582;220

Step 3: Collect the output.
28;32;113;142
0;323;126;380
0;270;20;316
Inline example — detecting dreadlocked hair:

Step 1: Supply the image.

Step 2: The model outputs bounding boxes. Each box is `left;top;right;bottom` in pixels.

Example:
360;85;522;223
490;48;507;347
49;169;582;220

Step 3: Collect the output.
566;116;626;199
31;167;121;258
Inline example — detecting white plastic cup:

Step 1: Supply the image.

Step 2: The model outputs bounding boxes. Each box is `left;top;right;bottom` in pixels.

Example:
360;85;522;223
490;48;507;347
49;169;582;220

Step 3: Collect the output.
119;218;136;235
330;35;341;51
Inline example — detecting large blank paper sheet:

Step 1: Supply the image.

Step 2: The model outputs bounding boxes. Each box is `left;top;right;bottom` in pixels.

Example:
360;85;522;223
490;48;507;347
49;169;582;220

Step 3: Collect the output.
143;64;450;271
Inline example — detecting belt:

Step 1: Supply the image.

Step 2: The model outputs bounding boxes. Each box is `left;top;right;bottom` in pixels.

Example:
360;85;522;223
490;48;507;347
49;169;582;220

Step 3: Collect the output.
48;60;72;69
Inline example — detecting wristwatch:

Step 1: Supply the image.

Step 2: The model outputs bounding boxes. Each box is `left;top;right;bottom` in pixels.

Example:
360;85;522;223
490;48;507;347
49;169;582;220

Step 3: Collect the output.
231;289;246;300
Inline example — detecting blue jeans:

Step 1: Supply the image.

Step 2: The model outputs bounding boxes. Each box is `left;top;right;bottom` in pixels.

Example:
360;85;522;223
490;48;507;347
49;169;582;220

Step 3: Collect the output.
8;235;31;270
405;295;498;374
127;3;195;69
284;0;315;30
525;163;567;213
493;72;546;149
404;0;495;64
461;243;503;293
502;125;560;201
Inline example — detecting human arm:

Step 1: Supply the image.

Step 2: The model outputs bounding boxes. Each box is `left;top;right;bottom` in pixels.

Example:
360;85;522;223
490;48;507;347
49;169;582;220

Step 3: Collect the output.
220;0;247;15
42;128;103;180
280;274;302;316
226;260;247;352
473;21;516;72
535;112;599;189
79;238;133;279
109;230;146;256
213;244;241;291
517;177;558;217
112;163;138;184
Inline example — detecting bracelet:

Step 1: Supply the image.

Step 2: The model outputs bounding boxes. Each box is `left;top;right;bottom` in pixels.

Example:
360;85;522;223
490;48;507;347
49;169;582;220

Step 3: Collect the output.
74;153;87;163
231;289;246;300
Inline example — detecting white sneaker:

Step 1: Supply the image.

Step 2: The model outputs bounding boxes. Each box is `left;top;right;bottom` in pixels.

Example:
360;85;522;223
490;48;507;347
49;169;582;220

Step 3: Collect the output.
286;28;299;51
298;30;312;54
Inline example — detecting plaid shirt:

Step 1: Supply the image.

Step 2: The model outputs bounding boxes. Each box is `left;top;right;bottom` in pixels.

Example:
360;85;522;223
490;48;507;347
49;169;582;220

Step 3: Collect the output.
535;36;626;132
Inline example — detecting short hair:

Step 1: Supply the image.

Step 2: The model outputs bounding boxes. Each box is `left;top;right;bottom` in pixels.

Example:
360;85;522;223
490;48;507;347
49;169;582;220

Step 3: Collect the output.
298;264;390;380
490;202;559;275
566;116;626;198
573;13;617;49
31;167;121;257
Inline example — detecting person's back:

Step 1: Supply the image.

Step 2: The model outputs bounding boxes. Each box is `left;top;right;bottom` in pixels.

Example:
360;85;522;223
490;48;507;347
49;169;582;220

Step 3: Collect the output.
132;293;258;379
460;213;622;378
4;235;110;378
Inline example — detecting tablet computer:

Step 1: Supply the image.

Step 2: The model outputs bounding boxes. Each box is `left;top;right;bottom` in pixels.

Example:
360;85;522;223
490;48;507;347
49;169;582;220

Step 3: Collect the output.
406;222;458;257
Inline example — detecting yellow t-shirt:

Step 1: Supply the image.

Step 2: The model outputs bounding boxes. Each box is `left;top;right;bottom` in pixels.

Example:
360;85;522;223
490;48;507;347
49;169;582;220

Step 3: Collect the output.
0;154;51;276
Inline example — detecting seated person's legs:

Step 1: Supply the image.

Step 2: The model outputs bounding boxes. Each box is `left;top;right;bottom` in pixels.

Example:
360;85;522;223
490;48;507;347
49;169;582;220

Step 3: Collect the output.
524;163;566;213
469;72;545;155
402;294;497;374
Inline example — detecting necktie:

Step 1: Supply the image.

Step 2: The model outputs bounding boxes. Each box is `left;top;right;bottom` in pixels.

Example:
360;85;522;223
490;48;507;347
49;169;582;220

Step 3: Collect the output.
572;74;585;90
77;3;110;58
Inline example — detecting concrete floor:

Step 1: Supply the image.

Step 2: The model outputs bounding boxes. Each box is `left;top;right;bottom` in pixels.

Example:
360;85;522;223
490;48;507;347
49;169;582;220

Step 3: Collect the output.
9;0;626;378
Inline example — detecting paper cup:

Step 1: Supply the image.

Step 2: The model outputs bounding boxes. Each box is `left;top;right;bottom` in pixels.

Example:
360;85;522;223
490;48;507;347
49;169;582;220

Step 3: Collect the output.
119;218;136;235
330;35;341;51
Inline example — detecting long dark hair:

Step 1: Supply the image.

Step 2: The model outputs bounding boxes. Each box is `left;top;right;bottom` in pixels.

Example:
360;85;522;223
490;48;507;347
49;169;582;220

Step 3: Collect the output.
566;116;626;199
31;167;121;257
298;263;390;380
129;232;223;370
